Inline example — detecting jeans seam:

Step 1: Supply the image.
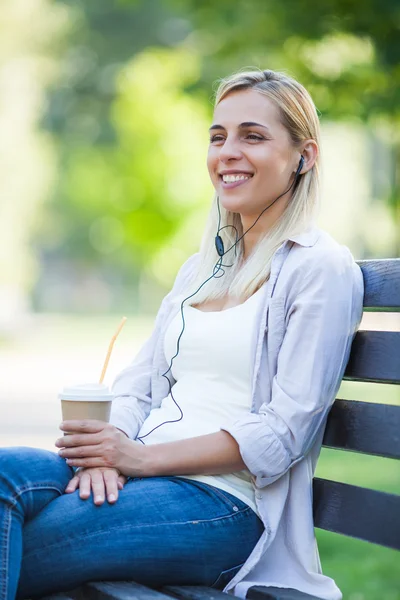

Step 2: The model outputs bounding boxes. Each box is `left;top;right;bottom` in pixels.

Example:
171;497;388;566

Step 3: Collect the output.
0;506;12;600
23;505;254;560
6;484;64;509
176;477;249;512
0;485;63;599
202;485;247;511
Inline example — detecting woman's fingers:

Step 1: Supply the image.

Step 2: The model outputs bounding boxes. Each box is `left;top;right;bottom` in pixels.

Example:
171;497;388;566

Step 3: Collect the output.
78;470;92;500
56;432;102;448
59;444;101;459
60;420;107;435
117;474;127;490
64;456;110;469
65;475;79;493
103;470;120;504
87;469;106;505
63;468;125;505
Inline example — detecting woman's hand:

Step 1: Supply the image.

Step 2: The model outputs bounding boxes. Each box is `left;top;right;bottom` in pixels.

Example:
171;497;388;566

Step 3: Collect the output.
55;420;148;477
65;466;128;505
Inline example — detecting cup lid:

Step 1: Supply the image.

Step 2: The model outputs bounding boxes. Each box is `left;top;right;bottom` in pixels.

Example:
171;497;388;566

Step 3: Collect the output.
58;383;114;402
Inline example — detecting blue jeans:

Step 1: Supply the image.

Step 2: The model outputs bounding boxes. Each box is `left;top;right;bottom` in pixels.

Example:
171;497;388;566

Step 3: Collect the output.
0;447;264;600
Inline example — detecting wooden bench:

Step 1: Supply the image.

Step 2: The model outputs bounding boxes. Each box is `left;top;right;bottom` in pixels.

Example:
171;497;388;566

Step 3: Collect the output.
40;258;400;600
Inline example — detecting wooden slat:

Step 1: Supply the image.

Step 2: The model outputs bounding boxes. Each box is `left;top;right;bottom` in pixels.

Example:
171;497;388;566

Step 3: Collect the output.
312;478;400;549
357;259;400;311
82;581;176;599
343;330;400;383
39;595;78;600
164;585;232;599
323;399;400;459
247;586;324;600
40;589;85;600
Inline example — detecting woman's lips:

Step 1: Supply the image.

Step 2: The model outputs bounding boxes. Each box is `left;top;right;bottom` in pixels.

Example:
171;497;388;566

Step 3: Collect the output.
220;175;253;189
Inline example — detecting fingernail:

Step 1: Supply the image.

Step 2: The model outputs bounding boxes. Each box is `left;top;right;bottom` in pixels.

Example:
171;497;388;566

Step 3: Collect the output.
95;495;103;503
108;494;116;502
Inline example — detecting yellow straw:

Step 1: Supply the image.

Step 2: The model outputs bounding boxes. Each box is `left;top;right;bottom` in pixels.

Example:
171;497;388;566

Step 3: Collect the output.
99;316;127;384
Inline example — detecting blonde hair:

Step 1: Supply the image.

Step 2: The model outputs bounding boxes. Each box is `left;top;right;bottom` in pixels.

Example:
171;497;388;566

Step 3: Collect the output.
187;68;321;304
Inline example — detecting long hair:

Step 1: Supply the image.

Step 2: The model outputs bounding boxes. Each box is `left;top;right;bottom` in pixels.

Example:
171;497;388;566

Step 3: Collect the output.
186;68;321;304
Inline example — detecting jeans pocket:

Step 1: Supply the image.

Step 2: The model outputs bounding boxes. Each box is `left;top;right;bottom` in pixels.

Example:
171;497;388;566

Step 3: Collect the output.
210;562;245;589
204;484;249;513
179;478;249;513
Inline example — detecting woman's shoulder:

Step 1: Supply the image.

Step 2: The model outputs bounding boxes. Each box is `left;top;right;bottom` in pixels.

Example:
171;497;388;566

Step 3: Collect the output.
278;227;364;301
289;227;359;272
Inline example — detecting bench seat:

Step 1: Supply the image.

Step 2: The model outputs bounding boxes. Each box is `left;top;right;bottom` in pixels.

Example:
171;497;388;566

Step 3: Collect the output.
40;581;324;599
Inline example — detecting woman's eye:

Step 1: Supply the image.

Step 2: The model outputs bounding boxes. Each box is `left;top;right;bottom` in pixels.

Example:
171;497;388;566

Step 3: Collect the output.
246;134;264;141
209;133;264;143
210;135;224;143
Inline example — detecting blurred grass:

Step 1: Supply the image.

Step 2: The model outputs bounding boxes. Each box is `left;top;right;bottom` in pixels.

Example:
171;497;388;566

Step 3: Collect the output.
315;529;399;600
339;379;400;406
315;449;399;599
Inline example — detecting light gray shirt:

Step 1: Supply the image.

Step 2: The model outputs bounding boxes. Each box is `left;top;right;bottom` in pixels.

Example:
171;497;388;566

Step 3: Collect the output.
110;225;364;600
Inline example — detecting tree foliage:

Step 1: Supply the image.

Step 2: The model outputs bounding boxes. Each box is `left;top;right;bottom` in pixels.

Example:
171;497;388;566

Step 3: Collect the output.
36;0;399;284
177;0;400;122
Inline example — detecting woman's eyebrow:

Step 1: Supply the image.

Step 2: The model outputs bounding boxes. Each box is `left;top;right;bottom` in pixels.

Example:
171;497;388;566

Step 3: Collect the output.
209;121;271;132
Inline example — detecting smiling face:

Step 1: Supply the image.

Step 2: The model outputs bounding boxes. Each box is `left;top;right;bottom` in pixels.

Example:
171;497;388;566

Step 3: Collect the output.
207;88;300;220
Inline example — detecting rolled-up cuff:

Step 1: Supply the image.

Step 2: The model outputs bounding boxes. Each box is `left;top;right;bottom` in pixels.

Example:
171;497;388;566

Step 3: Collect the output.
109;401;142;440
220;414;291;488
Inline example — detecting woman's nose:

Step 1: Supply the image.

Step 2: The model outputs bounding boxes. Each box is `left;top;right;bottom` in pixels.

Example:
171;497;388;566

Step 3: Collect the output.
218;137;243;161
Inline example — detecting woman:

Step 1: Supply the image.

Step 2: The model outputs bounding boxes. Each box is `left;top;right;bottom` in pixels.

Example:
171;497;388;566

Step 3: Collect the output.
0;69;364;600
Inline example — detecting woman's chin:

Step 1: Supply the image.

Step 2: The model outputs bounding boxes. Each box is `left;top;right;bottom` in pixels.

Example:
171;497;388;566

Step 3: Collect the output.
217;193;247;213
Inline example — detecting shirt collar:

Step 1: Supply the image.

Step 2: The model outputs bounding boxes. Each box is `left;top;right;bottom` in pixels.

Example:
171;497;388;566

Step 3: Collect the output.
287;225;320;247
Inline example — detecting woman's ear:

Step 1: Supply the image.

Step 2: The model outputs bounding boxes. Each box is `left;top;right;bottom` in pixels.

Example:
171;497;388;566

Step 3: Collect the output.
297;140;318;174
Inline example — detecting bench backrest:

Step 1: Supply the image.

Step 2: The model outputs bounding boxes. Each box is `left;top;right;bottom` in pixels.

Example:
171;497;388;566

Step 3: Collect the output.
313;259;400;550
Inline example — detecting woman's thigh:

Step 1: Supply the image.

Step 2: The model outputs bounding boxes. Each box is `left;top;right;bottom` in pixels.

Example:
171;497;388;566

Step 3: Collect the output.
18;476;264;599
0;447;74;600
0;447;73;513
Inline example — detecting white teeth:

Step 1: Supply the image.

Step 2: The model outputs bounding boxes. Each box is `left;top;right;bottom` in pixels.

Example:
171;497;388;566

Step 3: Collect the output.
222;174;252;183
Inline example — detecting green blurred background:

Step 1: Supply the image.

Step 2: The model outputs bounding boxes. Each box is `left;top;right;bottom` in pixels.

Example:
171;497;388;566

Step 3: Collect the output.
0;1;399;598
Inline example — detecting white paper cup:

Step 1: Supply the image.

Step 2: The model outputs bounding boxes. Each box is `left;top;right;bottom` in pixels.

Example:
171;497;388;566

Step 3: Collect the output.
58;383;113;433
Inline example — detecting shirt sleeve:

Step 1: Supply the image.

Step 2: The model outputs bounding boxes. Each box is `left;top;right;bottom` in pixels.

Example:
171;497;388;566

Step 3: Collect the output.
220;250;364;488
110;253;199;439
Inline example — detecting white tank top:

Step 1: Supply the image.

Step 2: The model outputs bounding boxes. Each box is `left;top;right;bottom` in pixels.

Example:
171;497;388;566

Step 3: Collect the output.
137;284;266;515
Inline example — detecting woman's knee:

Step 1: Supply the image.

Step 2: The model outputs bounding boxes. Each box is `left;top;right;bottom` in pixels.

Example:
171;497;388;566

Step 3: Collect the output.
0;446;73;493
22;487;112;564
